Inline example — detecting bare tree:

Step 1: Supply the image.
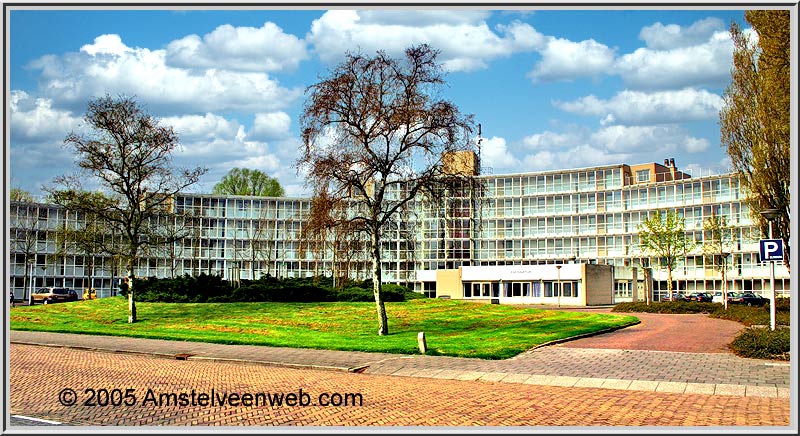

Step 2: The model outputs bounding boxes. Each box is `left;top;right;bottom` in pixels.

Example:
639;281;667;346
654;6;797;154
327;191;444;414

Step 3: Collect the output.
53;95;207;322
47;192;115;298
10;201;45;303
300;193;370;287
299;45;475;335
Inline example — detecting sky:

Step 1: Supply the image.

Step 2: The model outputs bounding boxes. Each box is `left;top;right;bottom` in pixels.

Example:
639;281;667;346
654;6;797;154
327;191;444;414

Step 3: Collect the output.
7;5;757;198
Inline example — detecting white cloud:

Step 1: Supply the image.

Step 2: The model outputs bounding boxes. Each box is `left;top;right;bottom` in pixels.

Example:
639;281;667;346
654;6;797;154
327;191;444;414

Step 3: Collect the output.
165;22;308;72
80;34;131;56
639;17;725;50
160;113;240;143
29;34;302;113
307;11;540;72
527;37;615;83
590;124;707;154
358;10;490;26
250;112;292;140
9;92;83;193
522;130;582;150
615;29;733;90
554;88;724;125
479;136;518;169
10;91;82;142
517;124;709;172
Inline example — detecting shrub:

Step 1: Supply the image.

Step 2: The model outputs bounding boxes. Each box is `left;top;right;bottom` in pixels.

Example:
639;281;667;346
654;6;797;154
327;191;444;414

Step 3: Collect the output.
134;273;233;303
613;300;790;326
128;274;426;303
729;327;790;360
612;301;718;314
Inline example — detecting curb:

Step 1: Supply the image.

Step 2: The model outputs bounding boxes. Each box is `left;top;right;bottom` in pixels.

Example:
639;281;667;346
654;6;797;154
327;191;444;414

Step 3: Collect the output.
10;340;357;373
515;319;642;356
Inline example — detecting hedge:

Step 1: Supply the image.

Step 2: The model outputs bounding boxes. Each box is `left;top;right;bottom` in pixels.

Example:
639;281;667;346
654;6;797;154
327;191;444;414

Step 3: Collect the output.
129;274;422;303
613;299;791;360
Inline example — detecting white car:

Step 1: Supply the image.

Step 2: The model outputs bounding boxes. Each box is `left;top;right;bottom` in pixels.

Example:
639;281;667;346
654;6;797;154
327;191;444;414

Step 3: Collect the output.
712;291;724;303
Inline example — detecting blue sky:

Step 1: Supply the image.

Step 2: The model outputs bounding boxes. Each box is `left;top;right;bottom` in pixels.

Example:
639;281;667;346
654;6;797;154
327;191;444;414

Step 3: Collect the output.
8;6;753;197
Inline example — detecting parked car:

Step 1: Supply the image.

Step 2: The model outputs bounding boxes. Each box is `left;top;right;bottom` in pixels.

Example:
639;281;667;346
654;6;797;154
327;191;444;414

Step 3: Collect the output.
663;292;689;302
727;291;767;306
713;291;739;304
687;292;712;302
32;287;78;305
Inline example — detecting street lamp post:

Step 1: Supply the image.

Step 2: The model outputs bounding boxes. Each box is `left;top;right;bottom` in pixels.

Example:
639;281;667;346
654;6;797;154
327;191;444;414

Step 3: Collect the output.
27;258;35;306
760;209;780;331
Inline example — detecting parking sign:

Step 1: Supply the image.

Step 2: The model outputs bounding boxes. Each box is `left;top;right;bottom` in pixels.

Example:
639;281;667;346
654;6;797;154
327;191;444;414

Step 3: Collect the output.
759;239;783;262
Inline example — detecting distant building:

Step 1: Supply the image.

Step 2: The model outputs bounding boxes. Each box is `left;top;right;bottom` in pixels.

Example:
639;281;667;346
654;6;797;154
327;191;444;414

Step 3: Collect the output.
8;157;790;305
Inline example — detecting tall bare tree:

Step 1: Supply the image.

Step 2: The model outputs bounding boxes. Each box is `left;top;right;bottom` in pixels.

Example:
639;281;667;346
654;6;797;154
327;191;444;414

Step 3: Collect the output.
720;10;790;267
10;201;45;303
299;45;475;335
702;212;735;310
47;191;118;298
52;95;206;322
638;210;696;301
300;192;369;287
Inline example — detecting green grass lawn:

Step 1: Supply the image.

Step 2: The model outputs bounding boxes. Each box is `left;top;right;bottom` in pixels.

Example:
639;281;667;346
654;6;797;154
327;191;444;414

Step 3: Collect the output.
10;297;638;359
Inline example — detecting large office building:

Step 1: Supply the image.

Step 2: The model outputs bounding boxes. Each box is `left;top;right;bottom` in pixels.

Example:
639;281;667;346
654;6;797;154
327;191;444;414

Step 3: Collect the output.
9;156;790;305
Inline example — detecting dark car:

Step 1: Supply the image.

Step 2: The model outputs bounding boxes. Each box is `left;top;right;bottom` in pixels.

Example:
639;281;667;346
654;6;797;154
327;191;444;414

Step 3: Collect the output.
32;287;78;304
727;291;767;306
687;292;713;302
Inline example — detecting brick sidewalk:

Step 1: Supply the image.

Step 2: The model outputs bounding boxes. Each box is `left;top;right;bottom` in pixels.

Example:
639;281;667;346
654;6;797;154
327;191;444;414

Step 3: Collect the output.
9;344;792;427
10;328;790;398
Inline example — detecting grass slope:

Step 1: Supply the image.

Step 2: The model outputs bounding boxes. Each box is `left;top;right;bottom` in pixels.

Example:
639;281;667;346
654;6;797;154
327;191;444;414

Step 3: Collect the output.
11;297;638;359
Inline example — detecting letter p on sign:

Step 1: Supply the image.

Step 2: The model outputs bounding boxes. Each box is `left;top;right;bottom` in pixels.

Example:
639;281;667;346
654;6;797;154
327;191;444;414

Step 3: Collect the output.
759;239;783;262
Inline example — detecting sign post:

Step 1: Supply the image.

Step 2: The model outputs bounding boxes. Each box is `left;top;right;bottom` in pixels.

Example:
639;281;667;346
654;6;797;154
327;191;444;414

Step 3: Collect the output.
759;238;783;331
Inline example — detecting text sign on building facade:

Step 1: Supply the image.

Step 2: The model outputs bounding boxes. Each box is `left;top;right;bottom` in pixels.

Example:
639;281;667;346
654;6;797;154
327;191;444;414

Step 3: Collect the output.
759;239;784;262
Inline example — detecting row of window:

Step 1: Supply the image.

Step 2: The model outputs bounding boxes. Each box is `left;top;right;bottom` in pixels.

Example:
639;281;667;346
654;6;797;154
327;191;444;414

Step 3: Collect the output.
483;168;623;197
463;281;581;298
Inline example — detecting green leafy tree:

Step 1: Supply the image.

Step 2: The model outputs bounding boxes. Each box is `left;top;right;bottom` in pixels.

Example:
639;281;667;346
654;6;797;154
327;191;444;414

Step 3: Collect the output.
212;168;285;197
299;44;475;335
702;212;735;310
10;187;34;202
51;95;207;323
720;10;790;267
638;210;696;301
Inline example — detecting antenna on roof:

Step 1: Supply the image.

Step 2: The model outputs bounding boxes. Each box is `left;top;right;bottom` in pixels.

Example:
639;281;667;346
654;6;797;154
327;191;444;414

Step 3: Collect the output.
477;123;483;170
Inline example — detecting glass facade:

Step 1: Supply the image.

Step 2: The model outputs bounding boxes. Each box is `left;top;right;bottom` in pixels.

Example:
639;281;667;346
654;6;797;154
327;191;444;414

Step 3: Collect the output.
8;162;790;301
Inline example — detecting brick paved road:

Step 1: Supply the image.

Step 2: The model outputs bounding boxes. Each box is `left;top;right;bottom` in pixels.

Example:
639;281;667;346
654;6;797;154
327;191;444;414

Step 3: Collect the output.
558;312;745;353
9;344;791;427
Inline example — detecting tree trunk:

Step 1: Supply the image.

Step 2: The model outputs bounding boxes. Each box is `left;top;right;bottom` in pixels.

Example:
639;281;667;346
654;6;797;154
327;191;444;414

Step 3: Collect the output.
127;262;137;323
371;229;388;336
722;264;728;310
667;266;674;301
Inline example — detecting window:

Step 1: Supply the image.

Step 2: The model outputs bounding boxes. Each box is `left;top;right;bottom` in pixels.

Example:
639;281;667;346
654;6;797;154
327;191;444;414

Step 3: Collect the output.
636;169;650;183
532;282;541;298
562;281;573;297
544;282;553;297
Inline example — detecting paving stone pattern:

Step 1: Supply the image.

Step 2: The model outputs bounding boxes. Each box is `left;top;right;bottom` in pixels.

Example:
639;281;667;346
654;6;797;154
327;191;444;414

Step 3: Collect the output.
9;344;791;427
